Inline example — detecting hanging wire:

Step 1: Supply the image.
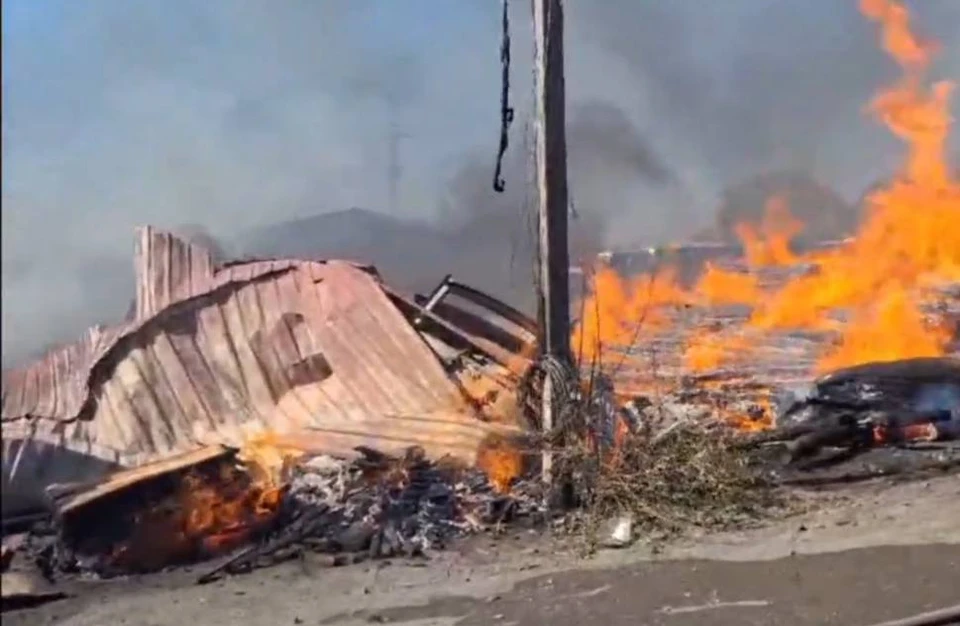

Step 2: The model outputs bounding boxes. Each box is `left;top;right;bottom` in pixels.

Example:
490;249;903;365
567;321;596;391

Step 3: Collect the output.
492;0;514;193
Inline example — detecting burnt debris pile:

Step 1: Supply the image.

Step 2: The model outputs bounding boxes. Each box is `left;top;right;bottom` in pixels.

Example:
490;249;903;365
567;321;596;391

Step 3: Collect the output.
7;445;547;587
742;357;960;483
195;446;546;584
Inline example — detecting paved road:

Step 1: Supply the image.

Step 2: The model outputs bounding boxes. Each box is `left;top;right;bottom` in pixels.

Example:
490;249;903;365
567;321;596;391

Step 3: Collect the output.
334;544;960;626
8;544;959;626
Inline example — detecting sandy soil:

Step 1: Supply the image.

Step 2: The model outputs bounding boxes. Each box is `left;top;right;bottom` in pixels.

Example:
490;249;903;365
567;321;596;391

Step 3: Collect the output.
5;474;960;626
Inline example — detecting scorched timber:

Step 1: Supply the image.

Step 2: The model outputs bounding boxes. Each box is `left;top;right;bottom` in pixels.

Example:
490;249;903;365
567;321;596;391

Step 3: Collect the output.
196;447;545;585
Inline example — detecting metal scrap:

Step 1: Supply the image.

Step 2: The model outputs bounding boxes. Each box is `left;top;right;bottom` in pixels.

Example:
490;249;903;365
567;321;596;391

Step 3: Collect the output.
2;226;536;519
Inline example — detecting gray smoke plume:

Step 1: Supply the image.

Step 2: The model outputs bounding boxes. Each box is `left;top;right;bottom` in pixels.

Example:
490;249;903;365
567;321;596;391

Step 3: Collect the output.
569;0;960;198
3;0;959;366
567;102;674;186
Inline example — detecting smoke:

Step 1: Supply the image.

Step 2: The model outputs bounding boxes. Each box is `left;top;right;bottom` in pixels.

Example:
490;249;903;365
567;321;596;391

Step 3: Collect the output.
3;0;959;365
565;0;960;243
567;102;675;186
432;102;667;311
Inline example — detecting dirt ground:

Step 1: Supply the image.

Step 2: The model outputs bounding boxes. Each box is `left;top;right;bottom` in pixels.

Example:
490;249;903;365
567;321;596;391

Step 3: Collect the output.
5;474;960;626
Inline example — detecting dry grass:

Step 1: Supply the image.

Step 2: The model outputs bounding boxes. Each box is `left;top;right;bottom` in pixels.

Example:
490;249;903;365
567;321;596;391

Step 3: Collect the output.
520;343;789;551
552;404;786;550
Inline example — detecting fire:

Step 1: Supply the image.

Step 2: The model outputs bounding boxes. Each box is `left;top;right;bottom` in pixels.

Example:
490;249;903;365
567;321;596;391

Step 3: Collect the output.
573;264;690;365
683;329;751;372
693;263;761;307
109;434;309;571
572;0;958;407
110;460;284;571
746;0;959;370
476;435;524;493
735;196;803;269
816;287;953;372
237;430;310;484
179;466;283;555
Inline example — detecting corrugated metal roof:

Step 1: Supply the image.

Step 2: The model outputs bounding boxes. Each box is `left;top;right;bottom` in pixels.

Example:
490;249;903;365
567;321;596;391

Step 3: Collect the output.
54;445;234;516
2;227;524;476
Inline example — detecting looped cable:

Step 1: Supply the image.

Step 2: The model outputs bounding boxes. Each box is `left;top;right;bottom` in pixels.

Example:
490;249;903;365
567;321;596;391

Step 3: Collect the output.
492;0;514;193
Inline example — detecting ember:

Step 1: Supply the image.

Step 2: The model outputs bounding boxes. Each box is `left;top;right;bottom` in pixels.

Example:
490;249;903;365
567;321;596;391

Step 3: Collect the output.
110;465;283;571
475;435;525;493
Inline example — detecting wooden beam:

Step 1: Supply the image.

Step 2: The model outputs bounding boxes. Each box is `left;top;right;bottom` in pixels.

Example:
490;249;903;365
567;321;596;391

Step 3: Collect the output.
532;0;571;488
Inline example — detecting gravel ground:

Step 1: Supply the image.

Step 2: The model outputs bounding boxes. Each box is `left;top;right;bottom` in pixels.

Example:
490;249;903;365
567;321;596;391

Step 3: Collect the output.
4;475;960;626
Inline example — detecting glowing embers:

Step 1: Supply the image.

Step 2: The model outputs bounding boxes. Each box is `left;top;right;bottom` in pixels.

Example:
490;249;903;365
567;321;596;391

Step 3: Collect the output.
52;447;285;576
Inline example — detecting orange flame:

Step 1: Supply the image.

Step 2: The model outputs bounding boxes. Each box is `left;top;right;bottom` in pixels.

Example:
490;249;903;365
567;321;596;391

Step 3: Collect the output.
110;460;284;571
570;0;958;431
693;263;762;307
735;196;804;269
179;466;283;554
683;329;752;372
573;264;690;365
747;0;959;370
475;435;524;493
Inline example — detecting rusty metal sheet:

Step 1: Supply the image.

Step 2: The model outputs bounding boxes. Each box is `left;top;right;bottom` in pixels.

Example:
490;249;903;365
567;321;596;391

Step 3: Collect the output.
2;227;525;482
51;445;235;517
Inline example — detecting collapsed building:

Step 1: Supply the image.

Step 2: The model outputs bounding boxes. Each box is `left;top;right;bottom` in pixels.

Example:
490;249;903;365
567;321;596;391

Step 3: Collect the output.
2;227;538;521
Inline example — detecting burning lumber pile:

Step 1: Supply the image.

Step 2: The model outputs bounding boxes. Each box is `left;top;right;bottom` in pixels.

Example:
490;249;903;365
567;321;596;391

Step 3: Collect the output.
13;444;544;584
194;446;545;584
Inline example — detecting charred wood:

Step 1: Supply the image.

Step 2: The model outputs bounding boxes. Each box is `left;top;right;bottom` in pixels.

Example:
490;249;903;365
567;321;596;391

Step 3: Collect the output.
189;448;545;584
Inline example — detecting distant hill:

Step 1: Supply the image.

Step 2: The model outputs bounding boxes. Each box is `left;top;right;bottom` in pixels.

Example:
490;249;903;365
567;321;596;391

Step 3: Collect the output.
232;208;540;312
233;208;453;294
235;208;438;262
695;171;859;244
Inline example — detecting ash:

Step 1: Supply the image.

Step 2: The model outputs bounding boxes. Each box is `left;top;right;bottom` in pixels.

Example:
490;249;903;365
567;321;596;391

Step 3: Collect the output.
195;447;546;584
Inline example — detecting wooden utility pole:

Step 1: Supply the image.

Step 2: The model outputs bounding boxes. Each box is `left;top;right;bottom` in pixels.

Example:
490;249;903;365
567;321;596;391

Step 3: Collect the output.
533;0;571;488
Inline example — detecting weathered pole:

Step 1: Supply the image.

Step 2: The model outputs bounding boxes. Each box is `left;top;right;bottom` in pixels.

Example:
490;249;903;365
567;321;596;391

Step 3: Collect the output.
532;0;571;489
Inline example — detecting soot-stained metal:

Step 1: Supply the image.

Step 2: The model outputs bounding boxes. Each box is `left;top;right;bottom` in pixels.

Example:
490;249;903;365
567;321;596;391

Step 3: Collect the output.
1;227;536;518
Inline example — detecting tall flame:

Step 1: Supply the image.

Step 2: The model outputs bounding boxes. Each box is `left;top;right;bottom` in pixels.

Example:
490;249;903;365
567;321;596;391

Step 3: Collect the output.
747;0;958;370
735;196;803;269
572;0;958;408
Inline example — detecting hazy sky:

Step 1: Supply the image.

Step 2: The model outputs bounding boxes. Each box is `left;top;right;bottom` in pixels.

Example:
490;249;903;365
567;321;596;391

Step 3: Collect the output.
3;0;959;364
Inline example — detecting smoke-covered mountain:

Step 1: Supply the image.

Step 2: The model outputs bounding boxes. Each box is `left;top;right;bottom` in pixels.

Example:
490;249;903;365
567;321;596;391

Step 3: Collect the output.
695;171;860;244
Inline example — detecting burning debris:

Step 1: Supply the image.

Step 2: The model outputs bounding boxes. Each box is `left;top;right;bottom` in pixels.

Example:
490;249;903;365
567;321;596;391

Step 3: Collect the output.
11;442;545;585
55;448;285;576
1;229;533;517
2;0;960;613
0;227;544;591
194;446;545;584
747;357;960;475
